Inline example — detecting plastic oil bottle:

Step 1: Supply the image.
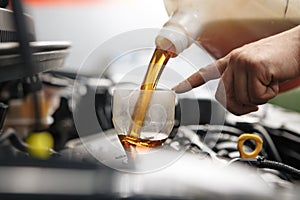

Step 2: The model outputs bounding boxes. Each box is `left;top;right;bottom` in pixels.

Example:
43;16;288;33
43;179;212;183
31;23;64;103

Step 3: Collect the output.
156;0;300;58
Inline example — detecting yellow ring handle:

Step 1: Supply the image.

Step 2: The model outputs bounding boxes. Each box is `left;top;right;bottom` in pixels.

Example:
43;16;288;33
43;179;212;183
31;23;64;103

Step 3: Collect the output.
238;134;263;159
26;132;54;159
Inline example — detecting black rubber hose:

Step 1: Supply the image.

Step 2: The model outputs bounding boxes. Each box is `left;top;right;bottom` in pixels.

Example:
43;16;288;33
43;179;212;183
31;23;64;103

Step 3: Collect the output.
242;158;300;179
0;103;8;130
0;128;28;152
0;0;8;8
11;0;42;132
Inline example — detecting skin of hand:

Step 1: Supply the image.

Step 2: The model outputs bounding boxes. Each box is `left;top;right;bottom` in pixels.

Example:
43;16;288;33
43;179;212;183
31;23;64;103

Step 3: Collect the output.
173;25;300;116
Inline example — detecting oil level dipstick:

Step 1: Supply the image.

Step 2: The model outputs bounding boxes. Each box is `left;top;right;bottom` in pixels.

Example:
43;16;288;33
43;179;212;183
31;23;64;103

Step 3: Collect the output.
238;134;263;159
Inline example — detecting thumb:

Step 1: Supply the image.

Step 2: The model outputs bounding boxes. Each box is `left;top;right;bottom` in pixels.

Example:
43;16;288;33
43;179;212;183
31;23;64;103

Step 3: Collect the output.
172;57;228;93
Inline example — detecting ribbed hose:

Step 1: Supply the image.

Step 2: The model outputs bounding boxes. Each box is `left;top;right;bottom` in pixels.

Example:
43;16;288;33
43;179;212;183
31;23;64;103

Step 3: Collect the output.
243;158;300;178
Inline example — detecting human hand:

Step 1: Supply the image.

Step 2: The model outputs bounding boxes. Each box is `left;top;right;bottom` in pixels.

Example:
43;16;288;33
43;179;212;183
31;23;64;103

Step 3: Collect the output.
173;25;300;115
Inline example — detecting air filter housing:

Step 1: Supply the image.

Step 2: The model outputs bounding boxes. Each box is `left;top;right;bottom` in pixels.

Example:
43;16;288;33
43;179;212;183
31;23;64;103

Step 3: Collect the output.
0;7;35;42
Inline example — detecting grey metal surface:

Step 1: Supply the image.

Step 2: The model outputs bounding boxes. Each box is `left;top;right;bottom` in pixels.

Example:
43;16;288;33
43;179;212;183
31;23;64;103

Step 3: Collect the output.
0;41;71;55
0;49;70;82
0;7;35;42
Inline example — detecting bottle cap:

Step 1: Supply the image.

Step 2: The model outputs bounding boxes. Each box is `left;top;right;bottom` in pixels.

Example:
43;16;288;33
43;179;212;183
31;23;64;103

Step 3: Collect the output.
155;8;202;54
155;25;188;54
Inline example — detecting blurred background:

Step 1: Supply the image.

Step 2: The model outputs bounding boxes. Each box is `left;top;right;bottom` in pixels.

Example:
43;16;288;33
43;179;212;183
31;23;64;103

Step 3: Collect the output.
26;0;170;73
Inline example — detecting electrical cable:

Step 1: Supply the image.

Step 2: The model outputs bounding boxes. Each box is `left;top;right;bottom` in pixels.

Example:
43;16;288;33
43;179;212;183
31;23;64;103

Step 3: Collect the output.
0;103;8;131
253;124;282;162
0;128;28;152
11;0;42;132
276;127;300;140
187;125;244;136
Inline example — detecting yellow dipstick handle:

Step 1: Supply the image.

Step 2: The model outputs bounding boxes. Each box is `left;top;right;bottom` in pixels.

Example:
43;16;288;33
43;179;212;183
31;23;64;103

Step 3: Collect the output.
26;132;54;159
238;134;263;159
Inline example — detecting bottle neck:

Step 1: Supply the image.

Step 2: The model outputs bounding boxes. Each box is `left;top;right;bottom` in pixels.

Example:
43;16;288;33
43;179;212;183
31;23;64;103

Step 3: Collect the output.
155;8;202;54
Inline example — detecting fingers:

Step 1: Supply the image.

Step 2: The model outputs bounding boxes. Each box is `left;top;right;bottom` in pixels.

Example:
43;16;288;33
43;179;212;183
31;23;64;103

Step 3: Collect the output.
172;58;228;93
232;56;253;106
172;51;278;116
248;70;279;105
216;67;258;116
230;53;273;106
248;81;279;105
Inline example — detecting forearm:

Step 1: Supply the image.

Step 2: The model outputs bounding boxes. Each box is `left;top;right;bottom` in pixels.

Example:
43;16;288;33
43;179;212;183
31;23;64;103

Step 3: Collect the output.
276;25;300;93
289;25;300;72
296;25;300;71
